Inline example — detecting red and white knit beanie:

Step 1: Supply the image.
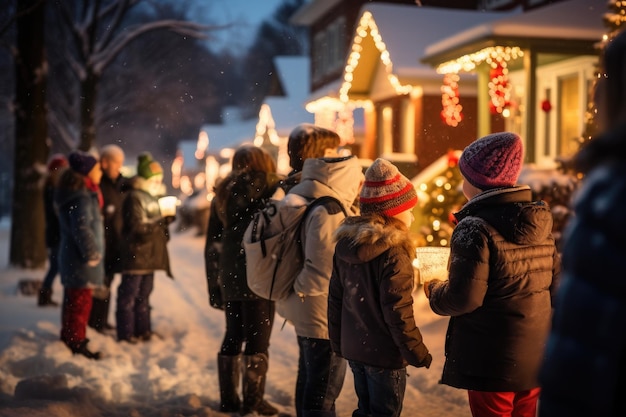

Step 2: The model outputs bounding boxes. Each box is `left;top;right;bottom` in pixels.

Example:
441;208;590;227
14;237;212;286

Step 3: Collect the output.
360;158;417;217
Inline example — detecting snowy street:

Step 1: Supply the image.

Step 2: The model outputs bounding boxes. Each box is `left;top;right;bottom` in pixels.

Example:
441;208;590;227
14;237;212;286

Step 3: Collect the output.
0;219;469;417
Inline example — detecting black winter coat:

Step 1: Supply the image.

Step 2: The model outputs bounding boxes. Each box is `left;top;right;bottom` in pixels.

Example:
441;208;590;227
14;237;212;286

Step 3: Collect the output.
428;186;559;392
44;181;61;248
100;173;128;274
539;123;626;417
121;179;171;277
205;170;282;301
329;215;432;370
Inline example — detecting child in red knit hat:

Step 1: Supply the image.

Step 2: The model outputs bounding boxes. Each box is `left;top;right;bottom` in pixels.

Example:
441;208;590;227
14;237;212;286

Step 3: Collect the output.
424;132;560;417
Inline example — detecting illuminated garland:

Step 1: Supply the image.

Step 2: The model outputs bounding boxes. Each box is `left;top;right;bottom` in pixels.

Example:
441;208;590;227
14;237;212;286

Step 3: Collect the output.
440;73;463;126
488;62;511;114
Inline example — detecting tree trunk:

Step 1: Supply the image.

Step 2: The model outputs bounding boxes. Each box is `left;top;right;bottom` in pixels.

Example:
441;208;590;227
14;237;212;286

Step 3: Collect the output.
10;0;49;268
79;70;99;151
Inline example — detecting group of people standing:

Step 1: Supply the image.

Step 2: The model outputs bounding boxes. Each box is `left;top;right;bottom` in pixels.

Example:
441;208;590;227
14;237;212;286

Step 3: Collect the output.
203;29;626;417
40;145;173;359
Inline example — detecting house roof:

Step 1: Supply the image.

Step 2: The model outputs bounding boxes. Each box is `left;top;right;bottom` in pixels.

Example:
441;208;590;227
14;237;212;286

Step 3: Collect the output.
263;56;314;134
337;3;512;100
290;0;341;26
422;0;605;67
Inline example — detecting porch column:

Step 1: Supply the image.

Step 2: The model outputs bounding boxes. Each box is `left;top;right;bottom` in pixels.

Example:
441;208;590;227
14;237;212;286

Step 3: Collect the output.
523;48;537;163
477;65;491;138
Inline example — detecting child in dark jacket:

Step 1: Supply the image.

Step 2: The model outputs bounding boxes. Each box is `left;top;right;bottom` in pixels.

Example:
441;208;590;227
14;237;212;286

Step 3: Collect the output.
424;132;560;417
55;151;105;359
328;158;432;417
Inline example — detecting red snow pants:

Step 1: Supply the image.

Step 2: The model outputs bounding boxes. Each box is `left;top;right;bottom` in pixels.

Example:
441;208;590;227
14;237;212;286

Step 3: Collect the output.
468;388;540;417
60;288;93;346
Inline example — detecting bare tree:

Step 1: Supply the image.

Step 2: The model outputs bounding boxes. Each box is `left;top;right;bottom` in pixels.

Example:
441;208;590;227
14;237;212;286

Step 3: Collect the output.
51;0;217;151
10;0;48;268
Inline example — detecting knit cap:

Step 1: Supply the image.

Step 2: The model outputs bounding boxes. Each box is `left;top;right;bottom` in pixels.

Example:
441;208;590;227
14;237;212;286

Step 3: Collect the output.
360;158;417;217
137;152;163;179
47;154;68;171
287;124;341;171
458;132;523;190
68;151;97;176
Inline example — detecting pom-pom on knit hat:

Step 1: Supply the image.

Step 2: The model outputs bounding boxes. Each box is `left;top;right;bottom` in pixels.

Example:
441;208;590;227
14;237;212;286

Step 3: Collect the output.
458;132;523;190
137;152;163;179
68;151;97;176
287;124;341;171
47;154;68;172
360;158;417;217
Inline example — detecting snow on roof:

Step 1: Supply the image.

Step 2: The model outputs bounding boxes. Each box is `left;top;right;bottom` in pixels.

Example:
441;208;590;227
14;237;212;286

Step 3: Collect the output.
425;0;605;58
355;4;513;77
264;56;314;134
198;107;257;154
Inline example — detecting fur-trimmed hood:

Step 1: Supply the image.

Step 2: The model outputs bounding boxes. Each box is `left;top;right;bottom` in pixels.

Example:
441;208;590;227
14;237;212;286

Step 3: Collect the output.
333;215;415;263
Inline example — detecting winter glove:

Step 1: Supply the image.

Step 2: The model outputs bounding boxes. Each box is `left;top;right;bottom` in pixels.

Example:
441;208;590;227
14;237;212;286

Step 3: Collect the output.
87;254;102;267
209;285;224;310
164;215;176;225
419;353;433;369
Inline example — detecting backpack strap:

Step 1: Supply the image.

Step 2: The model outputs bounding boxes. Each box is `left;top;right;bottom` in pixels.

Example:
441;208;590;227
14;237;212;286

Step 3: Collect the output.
295;196;348;243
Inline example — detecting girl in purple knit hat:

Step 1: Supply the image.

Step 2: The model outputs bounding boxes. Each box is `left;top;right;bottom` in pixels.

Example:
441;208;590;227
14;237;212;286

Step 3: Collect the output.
424;132;560;417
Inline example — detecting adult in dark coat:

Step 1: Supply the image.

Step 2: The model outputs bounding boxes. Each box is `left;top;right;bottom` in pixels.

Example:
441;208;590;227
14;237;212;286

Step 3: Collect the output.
425;133;560;417
538;29;626;417
55;151;105;359
88;144;127;332
205;145;283;416
117;152;173;343
38;154;68;307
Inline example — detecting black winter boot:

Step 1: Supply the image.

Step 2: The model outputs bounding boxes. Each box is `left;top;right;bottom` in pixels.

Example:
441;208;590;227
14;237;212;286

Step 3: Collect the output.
242;353;278;416
217;353;241;412
69;339;101;360
88;292;113;332
37;288;58;307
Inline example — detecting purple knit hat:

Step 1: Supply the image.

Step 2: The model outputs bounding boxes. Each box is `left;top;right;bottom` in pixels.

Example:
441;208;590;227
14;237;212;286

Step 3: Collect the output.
360;158;417;217
458;132;523;190
68;151;97;176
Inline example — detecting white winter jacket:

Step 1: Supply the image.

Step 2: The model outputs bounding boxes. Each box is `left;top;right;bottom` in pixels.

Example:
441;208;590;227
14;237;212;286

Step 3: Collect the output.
276;156;363;339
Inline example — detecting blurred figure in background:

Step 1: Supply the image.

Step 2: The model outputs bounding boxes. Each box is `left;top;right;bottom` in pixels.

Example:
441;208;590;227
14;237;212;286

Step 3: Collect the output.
117;152;173;344
538;29;626;417
88;144;127;333
55;151;104;359
38;154;68;307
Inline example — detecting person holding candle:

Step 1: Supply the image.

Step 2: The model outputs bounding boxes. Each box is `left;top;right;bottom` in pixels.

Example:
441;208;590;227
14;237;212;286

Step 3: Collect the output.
117;152;174;344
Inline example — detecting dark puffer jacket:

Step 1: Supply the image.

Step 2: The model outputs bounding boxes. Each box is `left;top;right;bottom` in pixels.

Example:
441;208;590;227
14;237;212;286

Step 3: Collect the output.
100;173;128;275
121;178;171;277
539;123;626;417
428;185;560;392
55;172;105;289
329;215;432;370
208;170;282;301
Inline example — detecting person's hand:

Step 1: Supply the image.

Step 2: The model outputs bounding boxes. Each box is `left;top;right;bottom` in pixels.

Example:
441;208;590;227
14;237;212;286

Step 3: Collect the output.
87;254;101;267
423;281;432;298
163;216;176;225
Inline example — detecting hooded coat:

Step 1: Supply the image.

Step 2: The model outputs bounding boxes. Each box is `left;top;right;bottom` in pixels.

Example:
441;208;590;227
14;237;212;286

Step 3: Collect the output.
428;185;560;392
539;123;626;417
120;177;171;277
276;156;363;339
329;215;432;370
55;171;105;289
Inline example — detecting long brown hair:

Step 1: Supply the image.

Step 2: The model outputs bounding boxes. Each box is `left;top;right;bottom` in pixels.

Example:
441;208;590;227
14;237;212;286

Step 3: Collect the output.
231;144;276;174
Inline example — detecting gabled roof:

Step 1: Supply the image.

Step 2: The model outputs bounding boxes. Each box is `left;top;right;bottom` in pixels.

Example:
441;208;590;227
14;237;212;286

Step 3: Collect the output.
422;0;605;67
331;3;512;101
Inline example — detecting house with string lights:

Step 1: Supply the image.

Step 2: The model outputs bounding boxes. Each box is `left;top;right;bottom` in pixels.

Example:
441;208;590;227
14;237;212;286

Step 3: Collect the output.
421;0;605;168
291;2;517;177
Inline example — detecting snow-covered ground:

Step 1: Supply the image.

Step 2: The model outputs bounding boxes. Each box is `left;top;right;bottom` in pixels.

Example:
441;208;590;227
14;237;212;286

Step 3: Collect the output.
0;217;469;417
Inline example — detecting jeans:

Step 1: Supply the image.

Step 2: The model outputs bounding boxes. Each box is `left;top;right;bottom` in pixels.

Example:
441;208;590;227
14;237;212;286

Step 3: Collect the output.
42;245;60;289
296;336;346;417
349;361;406;417
116;272;154;340
61;287;92;346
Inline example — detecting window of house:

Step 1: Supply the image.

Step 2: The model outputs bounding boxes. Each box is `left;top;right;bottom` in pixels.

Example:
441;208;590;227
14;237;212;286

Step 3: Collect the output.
312;16;346;82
